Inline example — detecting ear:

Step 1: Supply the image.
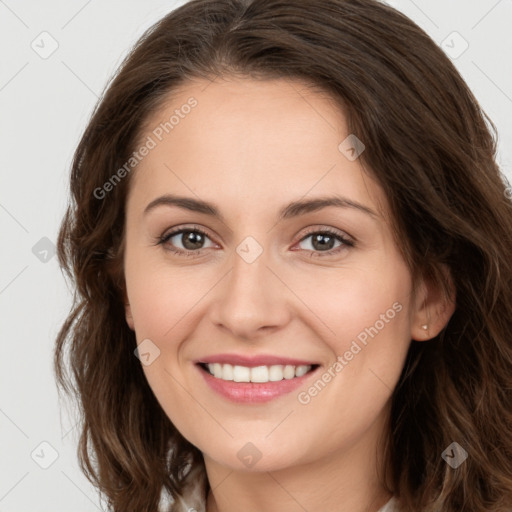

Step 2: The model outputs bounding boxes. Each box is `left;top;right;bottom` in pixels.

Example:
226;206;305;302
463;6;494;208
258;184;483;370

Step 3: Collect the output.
123;288;135;331
410;264;456;341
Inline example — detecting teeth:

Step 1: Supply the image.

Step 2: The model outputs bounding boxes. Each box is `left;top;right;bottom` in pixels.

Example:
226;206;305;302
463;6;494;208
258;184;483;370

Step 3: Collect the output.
250;365;269;383
212;363;223;379
269;365;284;381
295;365;309;377
205;363;313;382
222;363;234;380
283;365;296;379
233;365;250;382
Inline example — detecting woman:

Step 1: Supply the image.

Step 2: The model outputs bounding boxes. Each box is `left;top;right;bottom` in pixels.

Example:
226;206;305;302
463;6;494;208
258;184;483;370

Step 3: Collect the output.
54;0;512;511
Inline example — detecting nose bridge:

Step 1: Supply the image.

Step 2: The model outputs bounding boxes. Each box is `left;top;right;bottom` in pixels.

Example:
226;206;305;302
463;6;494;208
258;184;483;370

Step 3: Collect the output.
231;240;270;297
210;236;290;337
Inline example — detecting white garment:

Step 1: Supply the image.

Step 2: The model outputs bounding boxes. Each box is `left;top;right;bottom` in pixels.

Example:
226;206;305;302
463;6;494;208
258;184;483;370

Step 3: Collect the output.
378;496;398;512
160;463;399;512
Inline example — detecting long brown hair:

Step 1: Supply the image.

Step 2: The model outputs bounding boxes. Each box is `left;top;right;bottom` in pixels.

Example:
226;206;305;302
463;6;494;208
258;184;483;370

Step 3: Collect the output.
54;0;512;510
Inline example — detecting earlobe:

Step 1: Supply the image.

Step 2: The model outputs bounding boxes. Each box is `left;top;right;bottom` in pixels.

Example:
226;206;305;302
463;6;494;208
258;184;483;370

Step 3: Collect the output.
411;265;456;342
125;302;135;331
123;288;135;331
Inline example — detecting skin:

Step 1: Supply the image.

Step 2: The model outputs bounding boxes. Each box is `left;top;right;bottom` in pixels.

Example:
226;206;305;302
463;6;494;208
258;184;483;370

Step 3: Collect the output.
123;76;455;512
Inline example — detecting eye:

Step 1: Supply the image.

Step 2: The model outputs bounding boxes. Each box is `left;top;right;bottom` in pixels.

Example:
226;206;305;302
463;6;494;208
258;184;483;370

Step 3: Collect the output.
154;225;355;258
296;228;354;256
156;226;217;257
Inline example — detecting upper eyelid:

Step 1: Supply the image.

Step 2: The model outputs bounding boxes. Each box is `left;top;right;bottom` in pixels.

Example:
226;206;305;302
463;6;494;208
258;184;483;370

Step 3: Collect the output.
299;225;352;239
163;224;213;237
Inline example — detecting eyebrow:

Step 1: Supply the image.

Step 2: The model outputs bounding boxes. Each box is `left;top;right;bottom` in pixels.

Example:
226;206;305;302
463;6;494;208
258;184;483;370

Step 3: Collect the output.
143;193;378;221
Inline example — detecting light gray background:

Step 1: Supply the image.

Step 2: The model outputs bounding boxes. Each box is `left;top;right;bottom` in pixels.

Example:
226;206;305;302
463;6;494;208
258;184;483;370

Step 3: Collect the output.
1;0;511;510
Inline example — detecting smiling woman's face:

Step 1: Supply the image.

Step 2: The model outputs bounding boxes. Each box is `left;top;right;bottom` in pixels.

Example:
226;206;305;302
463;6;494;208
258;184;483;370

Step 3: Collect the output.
123;76;435;473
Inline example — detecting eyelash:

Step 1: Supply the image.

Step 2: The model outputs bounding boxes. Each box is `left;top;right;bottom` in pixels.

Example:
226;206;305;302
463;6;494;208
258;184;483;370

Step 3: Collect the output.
155;225;355;258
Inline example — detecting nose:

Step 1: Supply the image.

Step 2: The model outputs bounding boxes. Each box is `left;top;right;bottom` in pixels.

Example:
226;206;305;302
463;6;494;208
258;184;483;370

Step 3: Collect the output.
208;244;292;341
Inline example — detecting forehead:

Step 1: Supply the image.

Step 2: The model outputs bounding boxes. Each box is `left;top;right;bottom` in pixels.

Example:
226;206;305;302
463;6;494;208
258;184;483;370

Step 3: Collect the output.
127;76;387;219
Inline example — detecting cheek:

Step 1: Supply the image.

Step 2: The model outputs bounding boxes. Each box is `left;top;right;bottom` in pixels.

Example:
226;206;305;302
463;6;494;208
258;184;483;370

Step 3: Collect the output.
124;247;210;337
124;253;208;433
288;263;412;449
284;259;412;353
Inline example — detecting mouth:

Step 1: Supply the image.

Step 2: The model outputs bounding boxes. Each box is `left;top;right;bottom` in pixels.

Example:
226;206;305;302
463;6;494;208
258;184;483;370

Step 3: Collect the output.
197;362;319;383
196;361;320;403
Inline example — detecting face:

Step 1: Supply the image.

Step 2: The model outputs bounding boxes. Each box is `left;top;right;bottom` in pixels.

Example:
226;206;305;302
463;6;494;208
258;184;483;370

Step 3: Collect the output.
122;76;442;473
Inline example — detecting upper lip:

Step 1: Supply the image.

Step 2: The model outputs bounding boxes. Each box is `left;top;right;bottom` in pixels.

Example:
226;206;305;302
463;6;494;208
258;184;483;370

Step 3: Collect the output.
196;353;319;367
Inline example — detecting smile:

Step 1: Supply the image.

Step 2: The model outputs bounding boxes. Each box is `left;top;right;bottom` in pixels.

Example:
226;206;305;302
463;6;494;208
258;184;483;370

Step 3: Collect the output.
200;362;316;383
196;362;320;403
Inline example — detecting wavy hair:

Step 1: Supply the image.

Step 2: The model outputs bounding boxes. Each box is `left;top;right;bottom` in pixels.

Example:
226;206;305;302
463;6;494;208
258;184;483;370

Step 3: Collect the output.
54;0;512;510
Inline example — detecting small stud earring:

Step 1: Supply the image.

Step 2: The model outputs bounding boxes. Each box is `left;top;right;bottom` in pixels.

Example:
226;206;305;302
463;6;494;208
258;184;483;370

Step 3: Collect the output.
421;324;428;331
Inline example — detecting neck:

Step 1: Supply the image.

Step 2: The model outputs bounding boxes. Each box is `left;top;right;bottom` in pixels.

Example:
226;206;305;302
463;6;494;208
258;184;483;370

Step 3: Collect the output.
204;412;393;512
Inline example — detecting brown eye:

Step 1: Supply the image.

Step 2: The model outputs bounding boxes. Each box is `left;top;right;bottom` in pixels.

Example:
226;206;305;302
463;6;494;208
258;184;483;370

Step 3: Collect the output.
159;228;216;254
308;233;337;251
180;230;206;250
296;229;354;256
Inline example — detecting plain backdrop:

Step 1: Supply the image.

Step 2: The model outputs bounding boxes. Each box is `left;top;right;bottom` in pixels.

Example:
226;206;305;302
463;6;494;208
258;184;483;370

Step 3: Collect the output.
1;0;511;510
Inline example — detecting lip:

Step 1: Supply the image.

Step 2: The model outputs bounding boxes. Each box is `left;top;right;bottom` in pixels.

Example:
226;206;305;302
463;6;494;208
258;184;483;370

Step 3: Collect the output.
195;353;319;367
195;362;320;403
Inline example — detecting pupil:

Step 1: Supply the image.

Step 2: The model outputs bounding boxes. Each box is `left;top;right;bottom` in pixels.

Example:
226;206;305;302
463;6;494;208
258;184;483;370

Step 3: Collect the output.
312;234;334;251
183;231;204;250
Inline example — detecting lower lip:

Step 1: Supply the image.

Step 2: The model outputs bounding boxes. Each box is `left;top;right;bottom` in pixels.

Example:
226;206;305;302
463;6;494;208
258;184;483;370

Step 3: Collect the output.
196;364;319;403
